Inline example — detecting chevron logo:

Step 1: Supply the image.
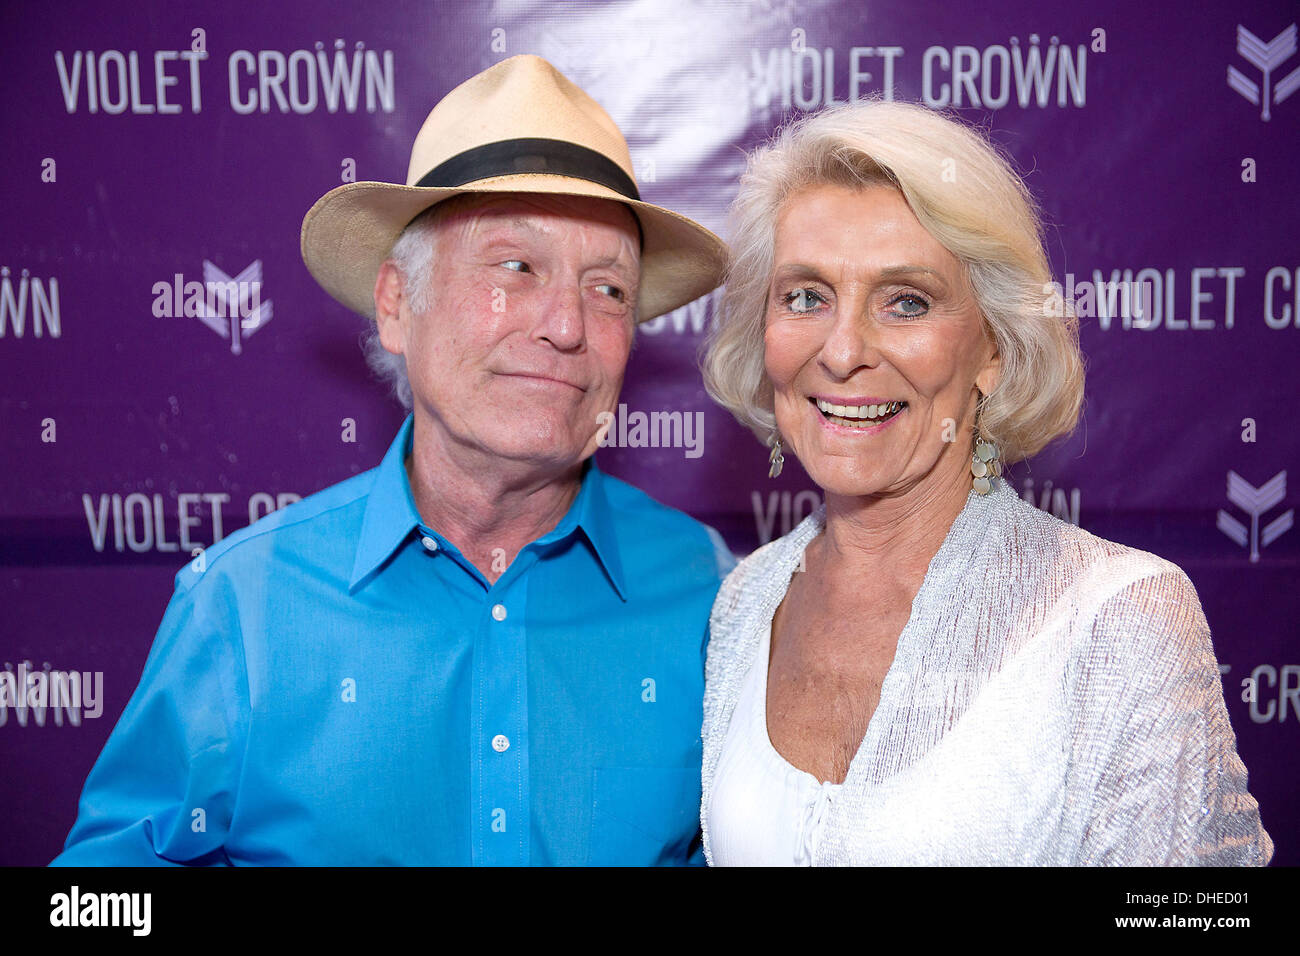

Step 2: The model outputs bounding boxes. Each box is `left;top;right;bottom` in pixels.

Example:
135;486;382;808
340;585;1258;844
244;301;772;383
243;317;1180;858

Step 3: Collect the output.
1227;24;1300;121
1216;470;1293;562
195;260;274;356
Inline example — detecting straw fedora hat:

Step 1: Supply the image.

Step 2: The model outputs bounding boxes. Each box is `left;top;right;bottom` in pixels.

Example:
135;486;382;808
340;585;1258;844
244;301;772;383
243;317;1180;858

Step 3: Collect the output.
300;54;726;323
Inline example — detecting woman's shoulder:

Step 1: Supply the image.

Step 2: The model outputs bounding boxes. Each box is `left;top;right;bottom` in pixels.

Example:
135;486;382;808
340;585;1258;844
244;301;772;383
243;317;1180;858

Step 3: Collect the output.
976;482;1218;683
717;505;822;591
708;506;823;648
983;494;1225;761
992;482;1199;614
1000;490;1215;680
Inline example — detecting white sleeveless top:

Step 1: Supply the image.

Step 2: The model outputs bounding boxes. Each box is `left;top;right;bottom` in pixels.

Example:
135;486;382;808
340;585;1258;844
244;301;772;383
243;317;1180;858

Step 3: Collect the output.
707;620;843;866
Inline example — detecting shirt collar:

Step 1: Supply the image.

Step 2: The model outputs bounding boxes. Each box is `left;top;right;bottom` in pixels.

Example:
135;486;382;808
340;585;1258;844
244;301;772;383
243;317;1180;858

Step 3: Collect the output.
349;414;424;591
349;414;627;600
545;452;628;601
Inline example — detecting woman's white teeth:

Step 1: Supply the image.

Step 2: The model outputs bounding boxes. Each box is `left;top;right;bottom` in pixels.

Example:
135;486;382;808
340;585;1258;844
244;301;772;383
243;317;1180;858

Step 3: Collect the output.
815;398;905;425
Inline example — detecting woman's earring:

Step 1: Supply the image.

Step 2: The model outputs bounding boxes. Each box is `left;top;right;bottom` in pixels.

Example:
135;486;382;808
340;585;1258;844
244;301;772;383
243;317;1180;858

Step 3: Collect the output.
971;438;1000;494
971;394;1000;495
768;435;784;479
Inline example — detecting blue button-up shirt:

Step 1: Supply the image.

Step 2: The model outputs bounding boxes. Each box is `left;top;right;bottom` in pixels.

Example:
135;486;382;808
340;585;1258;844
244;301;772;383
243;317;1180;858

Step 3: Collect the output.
52;414;733;866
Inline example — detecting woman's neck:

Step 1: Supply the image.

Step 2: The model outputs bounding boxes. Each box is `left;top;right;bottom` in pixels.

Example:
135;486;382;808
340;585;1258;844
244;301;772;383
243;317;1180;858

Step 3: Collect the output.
815;461;973;598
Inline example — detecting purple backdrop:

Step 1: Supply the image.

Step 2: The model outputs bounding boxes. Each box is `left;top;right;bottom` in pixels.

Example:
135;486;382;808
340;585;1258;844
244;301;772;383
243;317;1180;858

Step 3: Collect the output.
2;0;1296;866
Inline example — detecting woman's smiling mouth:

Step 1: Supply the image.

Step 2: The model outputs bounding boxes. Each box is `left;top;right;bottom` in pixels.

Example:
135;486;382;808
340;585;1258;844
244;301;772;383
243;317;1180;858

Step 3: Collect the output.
810;396;908;430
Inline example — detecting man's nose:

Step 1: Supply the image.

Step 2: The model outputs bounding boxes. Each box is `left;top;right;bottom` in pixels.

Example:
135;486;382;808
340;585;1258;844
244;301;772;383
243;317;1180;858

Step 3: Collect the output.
534;278;586;351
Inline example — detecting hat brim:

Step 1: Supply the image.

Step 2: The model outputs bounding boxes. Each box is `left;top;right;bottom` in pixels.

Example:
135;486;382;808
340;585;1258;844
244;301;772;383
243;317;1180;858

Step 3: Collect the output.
300;174;727;322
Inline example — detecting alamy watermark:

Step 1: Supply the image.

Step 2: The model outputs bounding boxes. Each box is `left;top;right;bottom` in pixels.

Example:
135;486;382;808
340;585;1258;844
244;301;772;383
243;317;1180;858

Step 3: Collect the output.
1043;272;1161;325
596;404;705;459
0;661;103;726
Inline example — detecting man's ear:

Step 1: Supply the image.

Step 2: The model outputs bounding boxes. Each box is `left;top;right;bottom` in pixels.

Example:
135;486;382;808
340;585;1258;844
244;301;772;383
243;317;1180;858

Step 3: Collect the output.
373;261;407;356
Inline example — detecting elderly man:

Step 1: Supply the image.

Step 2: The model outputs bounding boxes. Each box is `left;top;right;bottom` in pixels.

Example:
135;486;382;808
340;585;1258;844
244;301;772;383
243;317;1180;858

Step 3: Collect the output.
52;55;732;866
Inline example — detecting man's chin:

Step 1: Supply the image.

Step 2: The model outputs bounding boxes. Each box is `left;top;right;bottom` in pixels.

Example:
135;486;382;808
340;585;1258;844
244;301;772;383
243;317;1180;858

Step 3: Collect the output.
478;427;593;468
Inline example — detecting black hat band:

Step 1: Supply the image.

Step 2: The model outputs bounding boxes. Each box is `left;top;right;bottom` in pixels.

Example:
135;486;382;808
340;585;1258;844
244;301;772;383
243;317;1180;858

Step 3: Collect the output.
415;137;641;201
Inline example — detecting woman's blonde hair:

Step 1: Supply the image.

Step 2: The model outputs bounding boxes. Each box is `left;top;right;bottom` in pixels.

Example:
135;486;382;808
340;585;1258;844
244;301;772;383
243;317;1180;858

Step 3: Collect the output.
701;98;1083;464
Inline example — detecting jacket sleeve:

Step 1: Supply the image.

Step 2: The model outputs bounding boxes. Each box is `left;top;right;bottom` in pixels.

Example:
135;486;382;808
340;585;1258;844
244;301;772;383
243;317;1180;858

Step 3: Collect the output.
50;565;247;866
1072;564;1273;866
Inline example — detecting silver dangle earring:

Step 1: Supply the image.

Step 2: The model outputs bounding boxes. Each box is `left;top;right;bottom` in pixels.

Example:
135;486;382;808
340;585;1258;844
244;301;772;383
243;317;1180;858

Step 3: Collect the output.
971;438;1000;494
768;435;785;479
970;399;1000;495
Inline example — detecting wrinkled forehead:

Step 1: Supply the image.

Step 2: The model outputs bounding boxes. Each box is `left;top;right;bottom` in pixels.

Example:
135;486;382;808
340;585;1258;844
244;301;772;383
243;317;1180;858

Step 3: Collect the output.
432;192;641;254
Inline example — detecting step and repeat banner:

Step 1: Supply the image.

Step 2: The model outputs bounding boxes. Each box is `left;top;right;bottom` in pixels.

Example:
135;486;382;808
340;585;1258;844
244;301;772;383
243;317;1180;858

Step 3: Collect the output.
1;0;1296;865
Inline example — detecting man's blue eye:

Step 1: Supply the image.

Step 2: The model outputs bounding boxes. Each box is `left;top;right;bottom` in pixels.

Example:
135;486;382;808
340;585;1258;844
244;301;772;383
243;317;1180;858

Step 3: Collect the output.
502;260;530;273
596;284;625;302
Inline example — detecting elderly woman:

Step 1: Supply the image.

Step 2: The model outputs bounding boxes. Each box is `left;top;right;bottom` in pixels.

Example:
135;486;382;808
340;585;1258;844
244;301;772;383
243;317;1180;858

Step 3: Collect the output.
700;100;1273;866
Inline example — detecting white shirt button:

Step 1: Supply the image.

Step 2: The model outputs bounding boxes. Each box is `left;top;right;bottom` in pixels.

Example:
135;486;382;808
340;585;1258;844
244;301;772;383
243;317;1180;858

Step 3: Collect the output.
420;535;439;552
491;603;507;621
492;734;510;752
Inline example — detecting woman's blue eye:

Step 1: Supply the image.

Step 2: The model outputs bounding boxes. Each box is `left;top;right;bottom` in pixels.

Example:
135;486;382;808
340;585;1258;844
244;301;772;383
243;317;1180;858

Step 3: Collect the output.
891;294;929;318
596;284;625;302
502;260;531;273
784;289;822;313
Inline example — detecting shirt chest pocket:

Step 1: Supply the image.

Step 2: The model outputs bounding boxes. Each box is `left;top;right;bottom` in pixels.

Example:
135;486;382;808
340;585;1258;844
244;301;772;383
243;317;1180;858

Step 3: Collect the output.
588;766;701;866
